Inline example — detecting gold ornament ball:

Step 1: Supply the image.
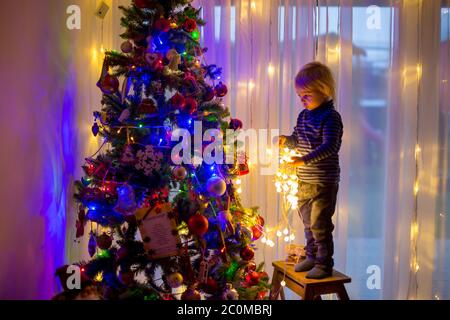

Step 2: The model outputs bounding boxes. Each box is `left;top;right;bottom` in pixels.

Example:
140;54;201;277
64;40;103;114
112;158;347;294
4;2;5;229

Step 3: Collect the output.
172;166;187;180
166;272;184;288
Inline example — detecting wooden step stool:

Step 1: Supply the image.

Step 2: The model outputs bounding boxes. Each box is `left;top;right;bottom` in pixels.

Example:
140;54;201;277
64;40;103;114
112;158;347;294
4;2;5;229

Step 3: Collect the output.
269;261;351;300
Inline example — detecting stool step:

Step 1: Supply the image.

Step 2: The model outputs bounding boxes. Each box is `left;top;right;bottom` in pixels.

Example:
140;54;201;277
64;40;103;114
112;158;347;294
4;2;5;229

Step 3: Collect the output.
270;261;351;300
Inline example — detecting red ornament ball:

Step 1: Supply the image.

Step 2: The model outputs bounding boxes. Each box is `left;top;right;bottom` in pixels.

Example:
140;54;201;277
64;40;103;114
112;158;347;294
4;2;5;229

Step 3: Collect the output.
134;0;151;9
245;271;260;286
251;226;262;240
181;288;201;300
188;214;209;236
137;99;157;115
184;97;198;114
259;271;269;280
121;41;133;53
257;215;265;227
215;82;228;97
183;18;197;33
98;74;119;94
170;93;186;110
203;86;216;101
116;246;129;261
154;18;171;33
229;118;243;130
203;278;218;294
96;233;112;250
119;271;135;286
256;291;267;300
244;261;257;273
240;245;255;261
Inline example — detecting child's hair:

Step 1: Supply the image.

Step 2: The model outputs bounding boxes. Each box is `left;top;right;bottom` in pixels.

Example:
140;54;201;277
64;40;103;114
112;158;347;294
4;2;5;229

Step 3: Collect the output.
295;62;336;100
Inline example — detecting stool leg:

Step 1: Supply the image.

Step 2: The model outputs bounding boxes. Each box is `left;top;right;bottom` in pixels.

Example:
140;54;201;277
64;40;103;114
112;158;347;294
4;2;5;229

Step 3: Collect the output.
280;285;286;300
269;270;282;300
303;285;315;300
336;285;350;300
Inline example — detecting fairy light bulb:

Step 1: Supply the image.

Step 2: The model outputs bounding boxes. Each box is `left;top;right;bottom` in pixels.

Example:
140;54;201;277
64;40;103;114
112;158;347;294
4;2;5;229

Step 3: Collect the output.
261;237;267;243
237;187;242;194
290;234;295;240
267;64;275;76
235;178;242;185
284;236;289;242
276;231;282;237
281;280;286;287
283;228;289;235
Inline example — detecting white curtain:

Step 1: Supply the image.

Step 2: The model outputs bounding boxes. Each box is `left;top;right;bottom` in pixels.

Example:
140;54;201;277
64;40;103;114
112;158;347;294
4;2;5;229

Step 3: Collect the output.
190;0;450;300
0;0;122;299
2;0;449;299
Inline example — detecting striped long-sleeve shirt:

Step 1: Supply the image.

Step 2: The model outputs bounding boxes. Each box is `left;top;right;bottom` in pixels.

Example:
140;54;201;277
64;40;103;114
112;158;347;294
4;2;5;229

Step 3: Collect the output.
285;99;343;185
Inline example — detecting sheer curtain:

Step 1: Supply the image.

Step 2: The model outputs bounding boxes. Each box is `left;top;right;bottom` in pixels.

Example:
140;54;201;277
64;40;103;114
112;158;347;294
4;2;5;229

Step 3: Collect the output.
187;0;450;299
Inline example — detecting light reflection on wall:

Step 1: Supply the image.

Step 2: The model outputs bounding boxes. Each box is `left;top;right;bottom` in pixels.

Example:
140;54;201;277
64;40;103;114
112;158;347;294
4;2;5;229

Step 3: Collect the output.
0;0;108;299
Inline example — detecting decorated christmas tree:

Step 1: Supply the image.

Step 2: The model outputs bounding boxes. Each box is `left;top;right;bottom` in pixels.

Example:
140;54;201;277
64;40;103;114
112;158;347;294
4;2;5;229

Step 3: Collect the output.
54;0;270;300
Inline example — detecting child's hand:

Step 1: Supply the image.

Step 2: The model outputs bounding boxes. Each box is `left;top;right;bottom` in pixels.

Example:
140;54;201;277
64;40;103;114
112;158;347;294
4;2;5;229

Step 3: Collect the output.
289;156;305;167
277;135;287;147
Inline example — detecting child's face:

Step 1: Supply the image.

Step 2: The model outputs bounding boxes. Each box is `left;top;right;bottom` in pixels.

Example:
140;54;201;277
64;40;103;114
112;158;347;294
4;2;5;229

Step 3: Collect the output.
296;87;326;110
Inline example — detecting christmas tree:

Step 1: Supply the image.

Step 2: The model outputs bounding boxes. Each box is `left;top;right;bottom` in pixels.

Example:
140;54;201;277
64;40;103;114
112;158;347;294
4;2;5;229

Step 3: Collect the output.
54;0;270;300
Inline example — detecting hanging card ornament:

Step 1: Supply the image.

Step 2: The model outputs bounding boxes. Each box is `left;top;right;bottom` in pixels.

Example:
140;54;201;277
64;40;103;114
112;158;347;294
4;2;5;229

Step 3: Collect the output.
135;202;181;259
114;184;137;216
198;258;209;283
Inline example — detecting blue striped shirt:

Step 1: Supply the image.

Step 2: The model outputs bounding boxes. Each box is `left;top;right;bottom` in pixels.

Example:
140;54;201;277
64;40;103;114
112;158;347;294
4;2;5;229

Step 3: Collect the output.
285;99;343;185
